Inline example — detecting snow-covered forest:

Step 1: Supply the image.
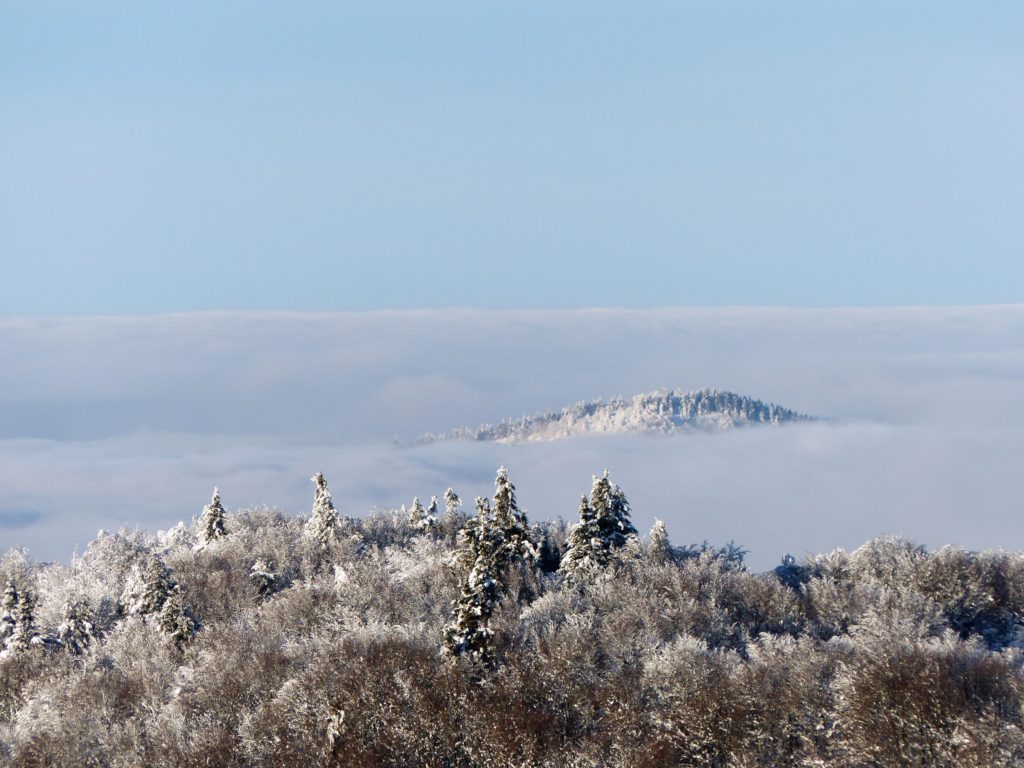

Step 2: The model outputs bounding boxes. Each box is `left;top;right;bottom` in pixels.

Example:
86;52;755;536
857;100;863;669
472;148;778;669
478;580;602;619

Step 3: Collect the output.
419;389;811;443
3;468;1024;766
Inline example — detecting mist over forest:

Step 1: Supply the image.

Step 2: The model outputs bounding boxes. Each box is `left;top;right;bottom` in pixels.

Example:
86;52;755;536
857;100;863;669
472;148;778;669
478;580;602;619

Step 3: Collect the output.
2;307;1023;567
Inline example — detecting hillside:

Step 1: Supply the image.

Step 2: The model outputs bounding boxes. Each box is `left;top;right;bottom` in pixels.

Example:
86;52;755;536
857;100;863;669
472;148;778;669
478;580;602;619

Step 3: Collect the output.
421;388;813;443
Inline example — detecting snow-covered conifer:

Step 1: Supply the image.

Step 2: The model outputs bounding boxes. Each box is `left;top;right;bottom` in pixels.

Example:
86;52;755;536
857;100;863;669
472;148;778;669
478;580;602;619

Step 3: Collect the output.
305;472;339;547
444;487;461;519
441;487;466;543
451;497;490;578
0;580;17;645
492;466;537;567
120;555;175;617
56;597;95;655
250;559;280;597
442;504;500;665
561;471;639;581
559;495;600;580
408;497;424;527
158;584;199;648
649;519;672;563
534;524;562;573
408;497;437;532
199;487;228;544
6;588;37;653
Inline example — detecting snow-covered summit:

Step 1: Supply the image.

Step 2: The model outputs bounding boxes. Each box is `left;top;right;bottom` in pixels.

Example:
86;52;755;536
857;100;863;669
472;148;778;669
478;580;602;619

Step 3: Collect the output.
420;388;813;444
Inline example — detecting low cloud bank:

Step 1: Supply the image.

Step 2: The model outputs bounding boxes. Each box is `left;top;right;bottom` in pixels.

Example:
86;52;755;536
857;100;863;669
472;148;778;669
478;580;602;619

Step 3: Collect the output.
1;307;1022;568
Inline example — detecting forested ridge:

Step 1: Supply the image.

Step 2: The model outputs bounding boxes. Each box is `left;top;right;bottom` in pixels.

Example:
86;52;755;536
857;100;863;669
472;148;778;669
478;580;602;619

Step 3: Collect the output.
419;389;811;443
2;468;1024;767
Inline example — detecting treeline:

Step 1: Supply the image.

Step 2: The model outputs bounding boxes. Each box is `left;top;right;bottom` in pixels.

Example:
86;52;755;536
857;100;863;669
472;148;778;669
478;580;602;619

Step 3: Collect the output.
2;468;1024;766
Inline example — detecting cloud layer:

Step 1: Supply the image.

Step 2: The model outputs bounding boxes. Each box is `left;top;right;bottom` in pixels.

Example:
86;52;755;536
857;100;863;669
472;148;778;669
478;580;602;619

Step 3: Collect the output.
2;307;1022;569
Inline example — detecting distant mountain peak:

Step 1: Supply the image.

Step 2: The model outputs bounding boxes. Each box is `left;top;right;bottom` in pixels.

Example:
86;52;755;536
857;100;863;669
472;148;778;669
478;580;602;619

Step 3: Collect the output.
419;388;814;444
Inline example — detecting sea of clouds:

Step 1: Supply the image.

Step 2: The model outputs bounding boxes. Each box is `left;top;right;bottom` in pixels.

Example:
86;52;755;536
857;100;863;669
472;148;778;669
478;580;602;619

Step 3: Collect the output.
2;307;1022;570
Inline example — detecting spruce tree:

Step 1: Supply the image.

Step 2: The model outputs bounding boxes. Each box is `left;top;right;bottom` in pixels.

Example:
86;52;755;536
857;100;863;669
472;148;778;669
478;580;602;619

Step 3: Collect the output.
56;597;95;655
535;523;562;574
444;487;461;520
305;472;339;547
199;487;228;544
491;466;537;567
451;497;490;578
426;496;440;528
648;519;672;563
559;495;600;580
159;584;199;648
250;559;280;597
442;500;501;665
6;589;37;653
561;471;639;581
408;497;437;532
443;487;465;543
592;470;638;551
120;555;175;617
0;581;17;646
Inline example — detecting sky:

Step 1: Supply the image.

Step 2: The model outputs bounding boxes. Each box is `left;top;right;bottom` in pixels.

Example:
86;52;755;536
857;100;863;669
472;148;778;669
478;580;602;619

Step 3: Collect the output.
2;5;1023;569
3;1;1024;312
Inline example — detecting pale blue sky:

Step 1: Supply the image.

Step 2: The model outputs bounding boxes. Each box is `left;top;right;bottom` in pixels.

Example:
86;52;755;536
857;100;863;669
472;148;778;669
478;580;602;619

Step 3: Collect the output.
2;1;1022;313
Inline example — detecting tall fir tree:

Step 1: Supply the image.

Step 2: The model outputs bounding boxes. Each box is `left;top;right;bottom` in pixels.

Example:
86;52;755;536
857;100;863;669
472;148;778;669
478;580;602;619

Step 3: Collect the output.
442;499;501;665
199;487;228;544
491;466;537;567
305;472;339;547
559;495;600;580
561;471;639;581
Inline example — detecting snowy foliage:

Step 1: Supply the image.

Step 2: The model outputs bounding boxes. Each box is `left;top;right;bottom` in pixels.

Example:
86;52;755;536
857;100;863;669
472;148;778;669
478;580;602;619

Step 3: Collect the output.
2;474;1024;766
422;387;812;443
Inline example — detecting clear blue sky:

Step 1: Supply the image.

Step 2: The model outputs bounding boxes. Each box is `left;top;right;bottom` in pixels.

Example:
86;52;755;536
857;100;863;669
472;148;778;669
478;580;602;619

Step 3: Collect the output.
2;1;1022;314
